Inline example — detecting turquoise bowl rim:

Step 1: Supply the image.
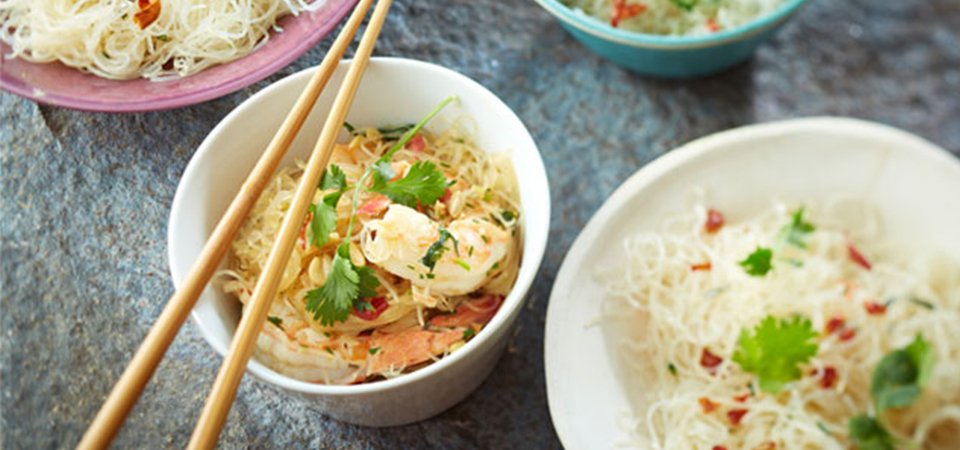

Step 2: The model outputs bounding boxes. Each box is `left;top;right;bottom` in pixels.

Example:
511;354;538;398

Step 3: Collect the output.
533;0;807;50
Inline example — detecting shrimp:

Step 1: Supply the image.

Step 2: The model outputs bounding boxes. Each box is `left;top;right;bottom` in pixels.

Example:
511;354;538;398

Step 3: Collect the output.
360;204;513;296
363;295;503;376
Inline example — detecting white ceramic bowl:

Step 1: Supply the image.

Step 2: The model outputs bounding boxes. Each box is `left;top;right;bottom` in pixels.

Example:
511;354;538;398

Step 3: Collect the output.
544;118;960;449
168;57;550;426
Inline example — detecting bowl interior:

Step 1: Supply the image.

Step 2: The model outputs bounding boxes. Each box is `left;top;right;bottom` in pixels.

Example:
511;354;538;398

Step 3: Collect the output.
169;57;550;394
0;0;354;112
544;118;960;449
534;0;806;48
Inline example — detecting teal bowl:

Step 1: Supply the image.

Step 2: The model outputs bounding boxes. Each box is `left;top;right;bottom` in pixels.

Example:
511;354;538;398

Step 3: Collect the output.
534;0;807;78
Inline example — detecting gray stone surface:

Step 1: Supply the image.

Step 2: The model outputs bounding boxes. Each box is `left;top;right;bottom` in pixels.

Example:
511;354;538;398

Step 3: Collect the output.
1;0;959;448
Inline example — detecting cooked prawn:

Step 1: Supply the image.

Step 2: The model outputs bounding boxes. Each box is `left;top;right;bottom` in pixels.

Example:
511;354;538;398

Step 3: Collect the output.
360;204;512;296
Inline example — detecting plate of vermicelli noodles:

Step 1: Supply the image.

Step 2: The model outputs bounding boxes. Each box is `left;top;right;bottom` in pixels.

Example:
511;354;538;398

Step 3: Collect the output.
545;118;960;449
0;0;354;111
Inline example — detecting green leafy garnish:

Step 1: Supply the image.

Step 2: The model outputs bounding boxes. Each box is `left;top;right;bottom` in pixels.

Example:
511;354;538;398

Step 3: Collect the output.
156;34;171;42
732;315;819;393
871;335;934;411
305;246;380;326
267;316;283;329
422;228;458;271
462;328;476;340
740;247;773;276
343;121;358;135
501;210;516;222
667;362;678;376
320;164;347;191
304;97;456;326
308;165;348;247
779;207;816;248
669;0;697;11
848;415;894;450
377;124;414;140
369;346;381;355
371;160;448;208
908;297;935;310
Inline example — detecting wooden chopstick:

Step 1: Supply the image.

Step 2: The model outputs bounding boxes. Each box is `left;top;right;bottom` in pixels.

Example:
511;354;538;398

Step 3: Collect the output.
76;1;377;449
185;0;395;448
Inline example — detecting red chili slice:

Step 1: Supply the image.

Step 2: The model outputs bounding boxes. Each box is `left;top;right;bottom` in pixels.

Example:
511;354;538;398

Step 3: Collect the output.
847;239;872;270
700;348;723;370
699;397;719;413
733;393;750;403
690;262;712;271
354;296;389;321
406;134;426;152
825;316;845;335
864;301;887;315
610;0;647;27
706;17;720;32
839;328;856;341
727;408;748;426
133;0;161;29
820;366;838;389
440;188;453;203
705;208;725;233
712;446;727;450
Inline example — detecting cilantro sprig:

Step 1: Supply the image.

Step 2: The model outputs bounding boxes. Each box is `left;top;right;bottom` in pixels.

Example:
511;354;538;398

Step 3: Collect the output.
740;247;773;276
732;315;819;394
846;335;935;449
871;334;934;411
303;97;457;325
779;207;816;249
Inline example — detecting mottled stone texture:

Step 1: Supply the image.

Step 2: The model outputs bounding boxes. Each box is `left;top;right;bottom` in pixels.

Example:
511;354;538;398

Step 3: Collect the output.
1;0;958;448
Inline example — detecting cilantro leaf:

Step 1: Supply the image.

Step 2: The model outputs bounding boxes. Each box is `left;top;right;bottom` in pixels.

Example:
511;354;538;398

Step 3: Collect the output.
669;0;697;11
378;124;414;140
308;202;338;247
732;315;819;393
320;164;347;191
848;415;894;450
871;334;934;411
740;246;773;276
779;207;816;248
267;316;283;330
380;96;456;161
306;251;357;326
371;160;447;208
305;245;380;326
422;228;458;271
355;264;380;300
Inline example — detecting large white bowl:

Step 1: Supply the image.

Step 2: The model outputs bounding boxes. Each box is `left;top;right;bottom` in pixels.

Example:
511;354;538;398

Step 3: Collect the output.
168;57;550;426
545;118;960;449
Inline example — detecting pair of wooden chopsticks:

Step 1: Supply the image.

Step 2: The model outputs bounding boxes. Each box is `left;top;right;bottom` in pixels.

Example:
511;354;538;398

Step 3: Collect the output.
77;0;393;448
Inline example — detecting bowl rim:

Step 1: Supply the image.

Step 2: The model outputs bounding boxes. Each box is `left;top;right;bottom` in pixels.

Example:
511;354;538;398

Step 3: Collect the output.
543;117;960;449
169;56;551;396
0;0;356;113
532;0;806;49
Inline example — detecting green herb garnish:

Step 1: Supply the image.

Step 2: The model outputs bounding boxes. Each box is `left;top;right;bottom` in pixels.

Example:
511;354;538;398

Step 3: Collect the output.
732;315;818;394
779;207;816;249
871;335;934;411
740;247;773;276
848;415;894;450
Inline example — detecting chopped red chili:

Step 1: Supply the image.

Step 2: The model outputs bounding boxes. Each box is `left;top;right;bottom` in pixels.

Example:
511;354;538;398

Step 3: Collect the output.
847;240;872;270
610;0;647;27
440;188;453;203
825;316;845;335
406;133;426;152
705;208;725;233
133;0;161;29
691;262;712;271
699;397;719;413
712;446;727;450
733;393;750;403
727;408;748;426
839;328;856;341
820;366;838;389
864;301;887;315
706;17;720;33
700;348;723;370
353;296;389;321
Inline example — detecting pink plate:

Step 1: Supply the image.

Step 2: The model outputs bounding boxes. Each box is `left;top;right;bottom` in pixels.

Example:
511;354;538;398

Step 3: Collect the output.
0;0;355;112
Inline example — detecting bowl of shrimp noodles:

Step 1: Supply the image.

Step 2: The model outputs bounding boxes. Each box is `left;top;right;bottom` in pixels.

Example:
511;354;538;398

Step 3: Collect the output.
168;57;550;426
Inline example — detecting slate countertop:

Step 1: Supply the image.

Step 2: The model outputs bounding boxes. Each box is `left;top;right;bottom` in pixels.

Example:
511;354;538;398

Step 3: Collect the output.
2;0;958;448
